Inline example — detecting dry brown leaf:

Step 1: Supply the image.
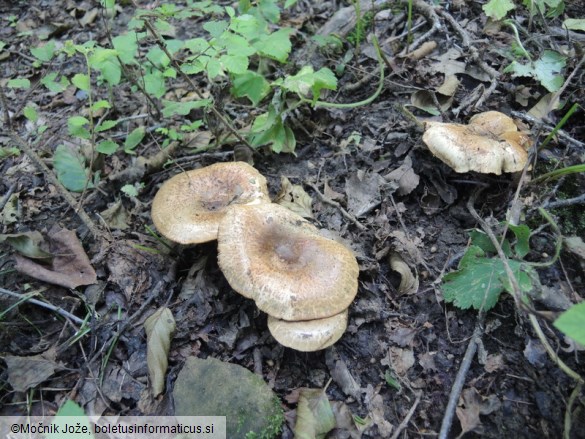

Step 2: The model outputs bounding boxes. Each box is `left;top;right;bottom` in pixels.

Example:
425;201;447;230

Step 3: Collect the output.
14;226;97;289
275;176;314;218
384;156;420;196
345;171;383;217
5;347;61;392
294;387;336;439
144;307;176;397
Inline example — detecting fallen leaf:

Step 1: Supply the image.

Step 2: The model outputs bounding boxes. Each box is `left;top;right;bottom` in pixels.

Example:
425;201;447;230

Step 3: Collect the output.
14;227;97;288
144;307;176;396
345;171;383;217
5;347;61;392
294;387;336;439
484;354;504;373
381;347;415;376
0;193;19;224
275;176;314;218
100;200;130;230
389;252;419;295
384;156;420;196
456;388;502;435
0;231;53;260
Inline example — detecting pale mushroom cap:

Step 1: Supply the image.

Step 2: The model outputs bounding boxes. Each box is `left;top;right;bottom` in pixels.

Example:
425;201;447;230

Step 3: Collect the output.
422;119;529;174
267;309;349;352
469;111;518;136
217;203;359;321
151;162;270;244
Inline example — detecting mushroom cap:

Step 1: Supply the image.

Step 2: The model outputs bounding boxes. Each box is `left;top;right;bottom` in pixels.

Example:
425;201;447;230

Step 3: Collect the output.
422;111;529;174
267;309;348;352
217;203;359;321
151;162;270;244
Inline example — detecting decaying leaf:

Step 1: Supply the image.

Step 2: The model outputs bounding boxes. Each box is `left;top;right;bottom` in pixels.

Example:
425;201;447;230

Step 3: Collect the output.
0;231;53;260
0;193;19;224
345;171;384;217
13;227;97;289
100;199;130;230
294;387;336;439
275;176;313;218
5;347;61;392
144;307;176;396
456;388;501;436
384;156;420;196
389;252;419;295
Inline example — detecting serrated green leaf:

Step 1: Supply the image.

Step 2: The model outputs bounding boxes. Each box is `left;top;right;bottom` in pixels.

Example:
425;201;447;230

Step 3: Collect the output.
254;28;292;62
206;57;223;78
95;119;118;132
533;50;566;92
231;70;270;105
30;41;56;62
203;20;229;38
283;65;316;96
221;32;256;56
144;307;176;396
230;14;263;39
7;78;30;89
220;54;248;74
258;0;281;23
23;106;38;123
161;99;211;117
53;145;92;192
96;139;118;155
121;184;139;197
72;73;90;91
124;126;146;153
250;113;296;153
311;67;337;102
554;302;585;346
91;100;111;112
482;0;515;20
508;223;531;258
441;245;526;311
563;18;585;31
68;116;91;139
112;32;138;64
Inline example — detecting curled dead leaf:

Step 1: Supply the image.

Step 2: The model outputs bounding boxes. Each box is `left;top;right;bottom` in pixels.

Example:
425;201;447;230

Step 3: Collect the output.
389;252;419;295
275;176;314;218
144;307;176;397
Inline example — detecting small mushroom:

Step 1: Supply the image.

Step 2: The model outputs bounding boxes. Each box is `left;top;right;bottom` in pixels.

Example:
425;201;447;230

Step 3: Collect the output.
217;203;359;321
422;111;531;174
267;309;348;352
151;162;270;244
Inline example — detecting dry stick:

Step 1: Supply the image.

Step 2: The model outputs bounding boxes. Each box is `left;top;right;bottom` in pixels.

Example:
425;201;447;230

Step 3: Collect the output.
0;86;104;241
306;182;367;231
437;8;500;109
438;313;485;439
510;111;585;149
399;0;442;55
543;193;585;210
132;4;253;150
0;287;86;326
390;391;422;439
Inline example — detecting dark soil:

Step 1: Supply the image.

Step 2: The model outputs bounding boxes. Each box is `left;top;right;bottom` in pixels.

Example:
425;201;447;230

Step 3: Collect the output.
1;0;585;438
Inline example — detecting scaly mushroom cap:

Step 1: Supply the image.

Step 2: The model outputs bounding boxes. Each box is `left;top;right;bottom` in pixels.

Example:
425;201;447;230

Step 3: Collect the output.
422;111;530;174
151;162;270;244
217;203;359;321
267;309;349;352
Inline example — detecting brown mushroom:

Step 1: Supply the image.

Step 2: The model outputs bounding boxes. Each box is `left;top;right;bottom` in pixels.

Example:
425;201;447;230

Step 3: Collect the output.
422;111;531;174
217;203;359;321
151;162;270;244
267;309;348;352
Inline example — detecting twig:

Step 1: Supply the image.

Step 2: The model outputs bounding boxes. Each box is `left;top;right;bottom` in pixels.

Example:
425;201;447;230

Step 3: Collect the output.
438;313;485;439
306;181;367;231
390;391;422;439
0;287;86;326
510;111;585;149
543;193;585;210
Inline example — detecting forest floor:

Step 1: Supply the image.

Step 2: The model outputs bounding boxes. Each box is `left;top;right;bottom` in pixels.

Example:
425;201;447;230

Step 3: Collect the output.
1;0;585;438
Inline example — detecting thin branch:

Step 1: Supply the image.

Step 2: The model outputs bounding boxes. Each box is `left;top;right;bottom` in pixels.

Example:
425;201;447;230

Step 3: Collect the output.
390;391;422;439
0;287;86;326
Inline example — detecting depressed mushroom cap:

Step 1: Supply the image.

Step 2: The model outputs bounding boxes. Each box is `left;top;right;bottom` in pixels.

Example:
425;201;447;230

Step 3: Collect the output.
217;203;359;321
422;111;529;174
151;162;270;244
267;309;348;352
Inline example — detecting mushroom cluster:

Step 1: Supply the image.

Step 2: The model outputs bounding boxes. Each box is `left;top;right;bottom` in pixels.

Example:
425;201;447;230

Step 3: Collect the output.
422;111;531;174
151;162;359;351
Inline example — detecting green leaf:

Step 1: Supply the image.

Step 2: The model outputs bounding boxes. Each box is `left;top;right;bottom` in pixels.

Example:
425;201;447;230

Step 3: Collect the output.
72;73;90;91
311;67;337;102
254;28;292;62
67;116;91;139
203;20;229;38
144;70;166;98
284;0;299;7
53;145;92;192
95;119;118;132
89;48;122;85
112;32;139;64
231;70;270;105
121;184;140;197
283;65;316;96
90;99;111;112
554;302;585;346
482;0;515;20
533;50;566;92
441;245;528;311
23;106;38;123
250;111;296;153
124;126;146;153
220;54;248;74
96;139;118;155
0;232;53;260
221;32;256;56
161;99;211;117
41;73;69;93
47;400;94;439
508;223;531;258
206;57;223;78
7;78;30;89
563;18;585;31
230;14;263;39
30;41;56;62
